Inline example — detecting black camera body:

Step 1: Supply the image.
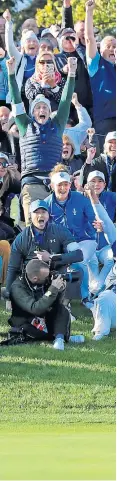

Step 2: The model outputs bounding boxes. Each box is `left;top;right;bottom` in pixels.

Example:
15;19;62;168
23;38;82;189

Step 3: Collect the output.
49;254;80;283
51;270;80;282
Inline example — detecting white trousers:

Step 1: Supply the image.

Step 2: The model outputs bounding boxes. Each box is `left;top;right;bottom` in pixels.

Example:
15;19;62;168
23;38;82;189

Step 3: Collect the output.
91;290;116;336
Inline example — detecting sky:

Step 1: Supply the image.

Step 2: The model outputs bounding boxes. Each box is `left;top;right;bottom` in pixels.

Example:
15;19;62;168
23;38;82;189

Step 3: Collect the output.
17;0;32;11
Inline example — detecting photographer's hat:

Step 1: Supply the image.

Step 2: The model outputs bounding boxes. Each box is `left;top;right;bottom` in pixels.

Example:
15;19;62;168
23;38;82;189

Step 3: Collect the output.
30;199;49;213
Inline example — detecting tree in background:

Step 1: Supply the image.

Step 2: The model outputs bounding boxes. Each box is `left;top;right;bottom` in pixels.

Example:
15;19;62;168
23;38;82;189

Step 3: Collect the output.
36;0;116;36
0;0;46;38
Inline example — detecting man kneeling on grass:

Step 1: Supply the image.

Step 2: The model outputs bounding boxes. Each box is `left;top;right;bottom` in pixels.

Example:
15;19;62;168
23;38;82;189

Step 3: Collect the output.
8;258;84;350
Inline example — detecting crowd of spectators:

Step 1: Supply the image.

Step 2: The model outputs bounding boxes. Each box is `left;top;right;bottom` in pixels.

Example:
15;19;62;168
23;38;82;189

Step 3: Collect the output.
0;0;116;349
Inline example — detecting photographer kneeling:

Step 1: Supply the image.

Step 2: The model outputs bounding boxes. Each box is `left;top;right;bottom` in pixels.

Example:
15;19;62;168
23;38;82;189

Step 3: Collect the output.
8;258;82;350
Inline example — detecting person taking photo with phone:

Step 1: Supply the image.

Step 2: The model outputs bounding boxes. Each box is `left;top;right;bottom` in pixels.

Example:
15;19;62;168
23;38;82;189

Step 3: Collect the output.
25;51;66;113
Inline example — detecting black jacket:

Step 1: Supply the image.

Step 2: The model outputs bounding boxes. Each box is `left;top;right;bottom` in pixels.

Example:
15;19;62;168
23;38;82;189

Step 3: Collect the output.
58;5;93;117
10;273;60;326
62;4;86;59
62;155;83;175
55;50;93;117
6;222;83;295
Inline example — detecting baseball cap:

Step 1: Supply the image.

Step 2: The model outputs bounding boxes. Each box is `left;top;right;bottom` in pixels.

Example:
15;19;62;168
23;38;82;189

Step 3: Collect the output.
51;171;71;185
0;152;9;162
87;171;105;183
30;200;49;213
41;28;54;38
105;131;116;142
39;38;54;49
57;28;76;39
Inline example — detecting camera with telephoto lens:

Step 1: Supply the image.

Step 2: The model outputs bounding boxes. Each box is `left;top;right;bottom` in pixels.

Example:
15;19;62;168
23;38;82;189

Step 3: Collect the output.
49;254;80;282
51;270;80;282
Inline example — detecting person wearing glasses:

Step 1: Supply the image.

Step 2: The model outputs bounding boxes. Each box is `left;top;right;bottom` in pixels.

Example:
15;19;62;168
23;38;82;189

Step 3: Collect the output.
25;51;65;113
55;27;93;121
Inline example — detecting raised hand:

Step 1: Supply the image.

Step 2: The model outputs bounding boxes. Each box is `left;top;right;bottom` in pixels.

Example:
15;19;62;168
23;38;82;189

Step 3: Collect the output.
92;219;104;232
6;57;15;75
84;182;98;203
68;57;77;76
72;92;80;106
3;9;11;22
86;146;96;163
85;0;95;11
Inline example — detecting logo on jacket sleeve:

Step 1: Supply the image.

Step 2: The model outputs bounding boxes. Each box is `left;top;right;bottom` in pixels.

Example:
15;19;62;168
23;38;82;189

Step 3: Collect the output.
73;208;77;215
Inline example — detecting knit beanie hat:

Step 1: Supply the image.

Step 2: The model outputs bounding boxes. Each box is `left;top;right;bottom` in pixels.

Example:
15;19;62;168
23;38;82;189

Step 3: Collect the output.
62;134;75;160
31;94;51;116
21;30;39;48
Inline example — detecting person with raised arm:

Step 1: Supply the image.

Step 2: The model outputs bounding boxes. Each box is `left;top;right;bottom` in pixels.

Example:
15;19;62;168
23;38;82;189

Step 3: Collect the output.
7;55;77;225
85;0;116;151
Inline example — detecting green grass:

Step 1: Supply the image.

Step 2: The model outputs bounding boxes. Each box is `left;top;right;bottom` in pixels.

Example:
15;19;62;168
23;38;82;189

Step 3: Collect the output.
0;300;116;480
0;426;116;480
0;300;116;427
0;190;116;480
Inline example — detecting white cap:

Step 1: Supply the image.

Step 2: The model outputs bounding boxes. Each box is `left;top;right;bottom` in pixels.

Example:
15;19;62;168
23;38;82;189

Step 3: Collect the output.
31;94;51;116
0;152;9;162
51;171;71;185
87;170;105;182
41;28;52;38
21;30;39;47
105;131;116;142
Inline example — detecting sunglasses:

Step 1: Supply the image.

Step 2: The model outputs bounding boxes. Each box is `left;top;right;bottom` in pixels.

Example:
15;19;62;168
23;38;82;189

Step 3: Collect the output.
0;161;8;168
65;36;75;41
39;60;53;65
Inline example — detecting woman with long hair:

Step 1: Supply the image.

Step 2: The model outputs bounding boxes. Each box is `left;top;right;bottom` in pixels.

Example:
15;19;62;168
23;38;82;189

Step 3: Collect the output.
25;51;65;113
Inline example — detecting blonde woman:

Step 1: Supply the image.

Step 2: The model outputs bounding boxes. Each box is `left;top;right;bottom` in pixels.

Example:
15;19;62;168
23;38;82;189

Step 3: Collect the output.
25;51;65;112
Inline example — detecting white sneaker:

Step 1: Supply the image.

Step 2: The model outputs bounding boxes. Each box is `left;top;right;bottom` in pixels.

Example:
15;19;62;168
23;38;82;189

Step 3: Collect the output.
53;338;64;351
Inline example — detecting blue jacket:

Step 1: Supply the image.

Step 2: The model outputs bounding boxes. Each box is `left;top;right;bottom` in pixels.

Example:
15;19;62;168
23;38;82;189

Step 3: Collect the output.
44;191;95;242
89;55;116;122
0;57;8;100
96;190;116;250
20;118;63;179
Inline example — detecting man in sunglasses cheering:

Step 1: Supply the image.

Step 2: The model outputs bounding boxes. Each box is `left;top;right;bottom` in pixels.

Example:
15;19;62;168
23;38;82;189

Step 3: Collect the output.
55;24;93;121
